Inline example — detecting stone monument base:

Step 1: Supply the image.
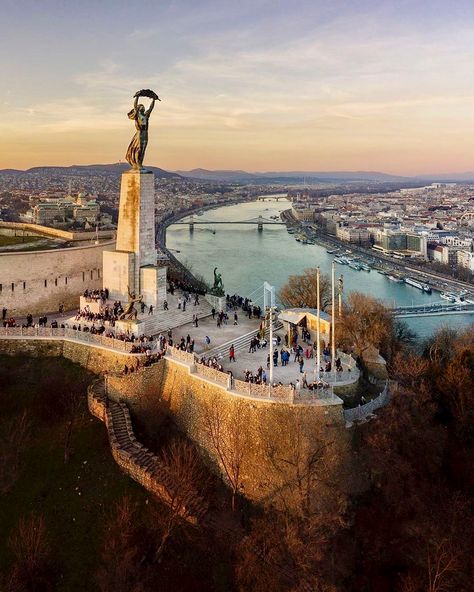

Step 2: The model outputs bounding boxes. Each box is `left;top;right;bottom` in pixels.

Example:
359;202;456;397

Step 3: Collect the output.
205;293;226;313
114;308;170;337
102;169;167;311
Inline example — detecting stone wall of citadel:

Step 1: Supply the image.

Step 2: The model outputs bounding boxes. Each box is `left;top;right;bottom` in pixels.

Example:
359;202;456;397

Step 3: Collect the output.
0;338;355;507
0;221;114;241
106;359;354;508
0;338;140;374
0;239;115;315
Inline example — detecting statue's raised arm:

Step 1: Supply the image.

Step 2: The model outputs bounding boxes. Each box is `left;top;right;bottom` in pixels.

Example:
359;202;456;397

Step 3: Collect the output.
125;89;161;170
145;97;156;117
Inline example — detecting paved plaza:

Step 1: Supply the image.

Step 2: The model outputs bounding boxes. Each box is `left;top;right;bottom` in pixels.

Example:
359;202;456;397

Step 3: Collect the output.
215;327;352;385
169;310;261;354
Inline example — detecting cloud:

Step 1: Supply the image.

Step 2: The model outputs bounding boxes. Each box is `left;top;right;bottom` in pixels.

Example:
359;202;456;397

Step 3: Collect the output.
2;1;474;172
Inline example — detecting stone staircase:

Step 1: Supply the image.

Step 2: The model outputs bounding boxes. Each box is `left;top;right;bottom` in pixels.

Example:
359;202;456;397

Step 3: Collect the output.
88;379;208;524
133;299;213;336
76;296;212;337
87;378;312;590
205;320;283;359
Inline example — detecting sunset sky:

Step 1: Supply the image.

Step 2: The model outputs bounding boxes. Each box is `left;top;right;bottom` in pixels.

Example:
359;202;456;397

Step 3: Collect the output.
1;0;474;174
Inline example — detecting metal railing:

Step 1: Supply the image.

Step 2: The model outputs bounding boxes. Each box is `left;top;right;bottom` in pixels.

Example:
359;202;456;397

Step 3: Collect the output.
0;325;146;354
343;382;390;423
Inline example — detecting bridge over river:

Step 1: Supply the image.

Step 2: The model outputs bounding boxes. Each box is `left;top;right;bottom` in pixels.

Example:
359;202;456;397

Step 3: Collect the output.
391;301;474;318
173;214;285;231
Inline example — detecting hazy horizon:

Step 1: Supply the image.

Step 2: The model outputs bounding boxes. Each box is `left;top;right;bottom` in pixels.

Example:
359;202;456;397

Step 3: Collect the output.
3;162;474;179
2;0;474;174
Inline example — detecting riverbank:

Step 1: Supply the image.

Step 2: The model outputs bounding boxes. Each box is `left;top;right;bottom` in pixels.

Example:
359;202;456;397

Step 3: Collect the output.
166;200;474;338
282;208;474;299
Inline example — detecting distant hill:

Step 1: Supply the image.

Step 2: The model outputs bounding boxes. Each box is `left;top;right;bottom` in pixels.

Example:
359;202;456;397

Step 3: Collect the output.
415;172;474;182
176;168;258;182
0;163;180;179
175;168;415;183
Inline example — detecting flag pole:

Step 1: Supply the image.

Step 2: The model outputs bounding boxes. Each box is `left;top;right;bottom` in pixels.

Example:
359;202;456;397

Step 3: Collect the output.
316;267;321;381
331;261;336;380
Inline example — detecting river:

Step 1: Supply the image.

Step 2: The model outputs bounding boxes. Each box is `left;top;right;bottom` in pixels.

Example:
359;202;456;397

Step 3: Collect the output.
166;199;473;340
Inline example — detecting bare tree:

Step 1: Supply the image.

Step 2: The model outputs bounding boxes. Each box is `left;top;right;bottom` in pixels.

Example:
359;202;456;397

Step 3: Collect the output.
203;396;249;511
151;439;209;561
258;406;345;520
0;410;31;494
337;291;393;357
279;268;332;310
5;513;55;592
96;496;149;592
388;351;429;390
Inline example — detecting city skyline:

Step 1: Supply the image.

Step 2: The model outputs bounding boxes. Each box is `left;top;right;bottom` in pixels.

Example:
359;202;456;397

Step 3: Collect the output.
2;0;474;174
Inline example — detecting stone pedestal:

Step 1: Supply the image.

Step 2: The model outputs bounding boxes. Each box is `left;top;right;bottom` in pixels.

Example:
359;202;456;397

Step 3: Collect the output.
205;293;226;312
102;169;167;324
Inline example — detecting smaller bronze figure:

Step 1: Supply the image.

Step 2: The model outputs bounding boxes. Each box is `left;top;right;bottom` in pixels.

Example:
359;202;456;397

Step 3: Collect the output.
126;89;160;169
210;267;225;297
119;286;143;320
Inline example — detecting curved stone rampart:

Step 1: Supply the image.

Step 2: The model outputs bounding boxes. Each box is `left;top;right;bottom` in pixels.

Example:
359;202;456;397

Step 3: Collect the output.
0;333;352;507
104;358;351;508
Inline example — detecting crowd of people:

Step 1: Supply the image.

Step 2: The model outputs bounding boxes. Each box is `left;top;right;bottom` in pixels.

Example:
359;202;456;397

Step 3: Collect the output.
197;355;225;373
123;348;164;374
225;294;262;319
82;288;109;303
75;301;124;326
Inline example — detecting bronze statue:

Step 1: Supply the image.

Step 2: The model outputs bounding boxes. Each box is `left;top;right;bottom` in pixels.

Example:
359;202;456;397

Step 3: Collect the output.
119;286;143;320
210;267;225;297
126;89;160;169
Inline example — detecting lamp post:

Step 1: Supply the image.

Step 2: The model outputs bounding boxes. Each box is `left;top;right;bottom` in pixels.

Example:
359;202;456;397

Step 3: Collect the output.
316;266;321;380
269;306;274;386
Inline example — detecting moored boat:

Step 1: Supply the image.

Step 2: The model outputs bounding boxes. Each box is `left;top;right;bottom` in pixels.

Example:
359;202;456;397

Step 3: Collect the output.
440;292;456;303
404;277;432;293
388;274;404;283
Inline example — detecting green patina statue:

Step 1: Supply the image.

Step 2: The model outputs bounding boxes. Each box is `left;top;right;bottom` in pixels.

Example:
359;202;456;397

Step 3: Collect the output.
126;89;160;170
210;267;225;297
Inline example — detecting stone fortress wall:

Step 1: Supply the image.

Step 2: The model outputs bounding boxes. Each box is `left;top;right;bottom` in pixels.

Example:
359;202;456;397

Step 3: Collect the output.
0;239;115;315
105;359;352;507
0;336;352;507
0;221;114;241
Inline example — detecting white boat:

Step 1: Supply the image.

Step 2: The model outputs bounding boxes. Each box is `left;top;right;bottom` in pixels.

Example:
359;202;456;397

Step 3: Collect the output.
359;262;371;272
440;292;456;303
388;274;404;283
404;277;432;293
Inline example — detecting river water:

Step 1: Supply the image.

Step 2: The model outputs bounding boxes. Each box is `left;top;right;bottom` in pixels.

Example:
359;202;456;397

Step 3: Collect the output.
166;199;472;340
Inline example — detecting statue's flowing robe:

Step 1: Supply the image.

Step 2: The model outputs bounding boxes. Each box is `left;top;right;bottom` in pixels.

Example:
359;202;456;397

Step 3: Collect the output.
126;108;144;168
